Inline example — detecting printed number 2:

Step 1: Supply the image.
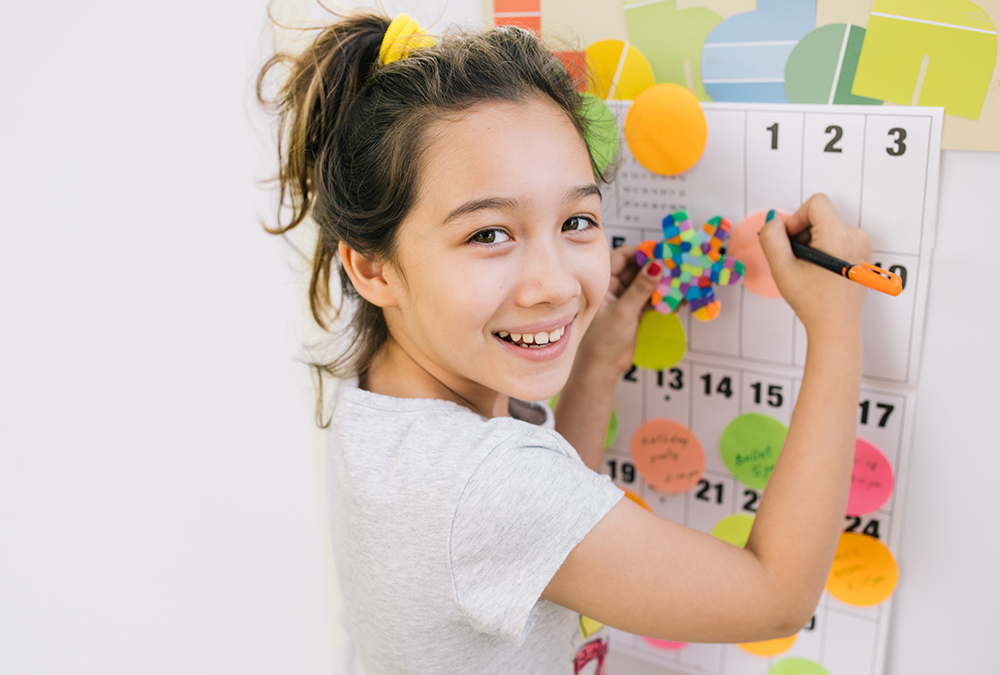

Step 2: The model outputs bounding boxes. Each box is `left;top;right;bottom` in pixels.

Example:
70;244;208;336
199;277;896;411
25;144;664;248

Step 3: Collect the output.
824;125;843;153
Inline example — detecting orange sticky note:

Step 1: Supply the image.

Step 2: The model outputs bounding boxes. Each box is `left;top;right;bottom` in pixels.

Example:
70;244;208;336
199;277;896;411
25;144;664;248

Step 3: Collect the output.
624;83;707;175
825;532;899;606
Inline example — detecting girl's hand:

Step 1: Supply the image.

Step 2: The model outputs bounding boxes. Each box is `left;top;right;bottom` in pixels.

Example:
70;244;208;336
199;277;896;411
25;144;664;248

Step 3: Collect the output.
574;245;664;380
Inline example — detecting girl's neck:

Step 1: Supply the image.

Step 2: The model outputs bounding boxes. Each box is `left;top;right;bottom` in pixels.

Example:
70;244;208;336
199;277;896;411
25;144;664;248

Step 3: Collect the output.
362;335;510;419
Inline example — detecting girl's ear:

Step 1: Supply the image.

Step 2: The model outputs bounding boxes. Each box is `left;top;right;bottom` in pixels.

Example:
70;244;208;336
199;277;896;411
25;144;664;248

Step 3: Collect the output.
338;241;399;308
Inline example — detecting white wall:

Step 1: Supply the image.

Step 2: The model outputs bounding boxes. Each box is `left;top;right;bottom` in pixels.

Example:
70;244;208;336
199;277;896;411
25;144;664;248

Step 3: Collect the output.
1;1;997;674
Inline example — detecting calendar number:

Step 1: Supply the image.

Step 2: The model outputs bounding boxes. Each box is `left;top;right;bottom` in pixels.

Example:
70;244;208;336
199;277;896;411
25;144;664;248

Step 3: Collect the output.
611;236;626;249
823;125;844;153
845;516;881;539
750;382;784;407
656;368;684;392
803;616;816;631
859;400;894;427
695;479;724;504
873;262;908;290
700;373;733;398
607;459;636;484
742;488;760;513
623;365;638;383
886;127;907;156
766;122;779;150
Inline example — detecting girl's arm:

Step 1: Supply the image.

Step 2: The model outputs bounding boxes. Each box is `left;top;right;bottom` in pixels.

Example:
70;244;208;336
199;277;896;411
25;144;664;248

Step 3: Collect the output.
554;247;663;471
544;195;870;643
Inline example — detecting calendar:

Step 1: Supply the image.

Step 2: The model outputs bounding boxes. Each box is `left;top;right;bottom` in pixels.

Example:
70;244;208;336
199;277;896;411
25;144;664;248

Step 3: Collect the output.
596;103;942;675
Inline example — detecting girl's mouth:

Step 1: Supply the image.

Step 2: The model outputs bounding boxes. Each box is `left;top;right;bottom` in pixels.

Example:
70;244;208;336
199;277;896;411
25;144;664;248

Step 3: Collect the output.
494;325;566;349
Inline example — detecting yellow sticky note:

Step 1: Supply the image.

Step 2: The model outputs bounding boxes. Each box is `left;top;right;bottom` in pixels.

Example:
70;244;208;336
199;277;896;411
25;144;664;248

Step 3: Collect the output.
633;310;686;371
851;0;997;120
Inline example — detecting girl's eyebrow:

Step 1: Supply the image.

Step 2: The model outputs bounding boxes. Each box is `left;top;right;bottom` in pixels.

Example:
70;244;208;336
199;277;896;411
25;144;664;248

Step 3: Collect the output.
442;184;602;225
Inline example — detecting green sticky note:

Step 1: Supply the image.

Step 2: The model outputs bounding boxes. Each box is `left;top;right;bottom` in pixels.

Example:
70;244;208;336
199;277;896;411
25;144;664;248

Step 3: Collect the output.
720;413;787;490
785;24;881;105
549;394;618;448
711;514;754;548
768;657;832;675
623;0;721;102
633;310;686;371
851;0;997;120
580;93;618;175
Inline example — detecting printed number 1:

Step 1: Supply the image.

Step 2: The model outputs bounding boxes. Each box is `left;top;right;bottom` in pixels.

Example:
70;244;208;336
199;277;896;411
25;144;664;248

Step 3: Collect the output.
767;123;779;150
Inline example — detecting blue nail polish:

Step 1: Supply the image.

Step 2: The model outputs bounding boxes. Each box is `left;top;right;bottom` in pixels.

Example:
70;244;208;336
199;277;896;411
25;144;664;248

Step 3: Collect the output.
765;209;775;223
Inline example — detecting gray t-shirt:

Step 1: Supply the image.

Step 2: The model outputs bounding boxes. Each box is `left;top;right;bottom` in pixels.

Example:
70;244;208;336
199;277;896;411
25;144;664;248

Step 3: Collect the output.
326;380;624;674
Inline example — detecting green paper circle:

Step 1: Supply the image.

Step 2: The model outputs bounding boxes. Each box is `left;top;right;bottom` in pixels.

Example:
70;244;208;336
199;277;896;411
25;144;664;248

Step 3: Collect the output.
549;395;618;448
580;93;618;174
720;413;788;490
634;311;687;371
711;514;754;548
768;658;831;675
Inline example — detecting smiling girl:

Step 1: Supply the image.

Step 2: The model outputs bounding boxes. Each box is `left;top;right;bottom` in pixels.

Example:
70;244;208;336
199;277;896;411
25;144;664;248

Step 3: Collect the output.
259;11;870;675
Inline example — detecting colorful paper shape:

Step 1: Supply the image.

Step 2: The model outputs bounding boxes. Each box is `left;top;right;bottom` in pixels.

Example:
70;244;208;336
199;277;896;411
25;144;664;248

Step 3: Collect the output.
847;438;895;516
624;83;708;175
711;513;754;548
635;210;745;321
580;93;618;175
851;0;997;120
622;0;722;101
549;394;618;448
585;39;655;100
785;24;882;106
641;637;688;651
727;210;787;299
630;419;705;494
623;488;652;511
720;413;788;490
493;0;540;34
739;634;796;657
579;614;604;638
701;0;817;102
768;658;832;675
634;311;686;371
825;532;899;606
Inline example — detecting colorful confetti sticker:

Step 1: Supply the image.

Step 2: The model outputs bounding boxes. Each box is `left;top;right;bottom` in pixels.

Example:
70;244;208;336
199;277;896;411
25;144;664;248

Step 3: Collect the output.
636;211;745;321
727;210;787;299
711;513;754;548
847;437;895;517
768;658;831;675
826;532;899;606
739;633;797;656
634;311;686;371
720;413;788;490
624;83;708;175
630;418;705;494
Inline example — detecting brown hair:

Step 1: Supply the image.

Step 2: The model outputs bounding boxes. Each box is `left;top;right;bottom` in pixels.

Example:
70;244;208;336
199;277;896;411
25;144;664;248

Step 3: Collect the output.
257;10;606;413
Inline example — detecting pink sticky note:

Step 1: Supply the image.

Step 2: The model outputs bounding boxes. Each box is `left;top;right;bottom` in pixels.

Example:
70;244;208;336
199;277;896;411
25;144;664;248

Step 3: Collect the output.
847;438;894;516
641;637;688;651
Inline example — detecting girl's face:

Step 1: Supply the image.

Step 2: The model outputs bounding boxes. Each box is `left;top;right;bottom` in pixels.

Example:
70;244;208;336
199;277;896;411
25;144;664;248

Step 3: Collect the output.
380;97;610;412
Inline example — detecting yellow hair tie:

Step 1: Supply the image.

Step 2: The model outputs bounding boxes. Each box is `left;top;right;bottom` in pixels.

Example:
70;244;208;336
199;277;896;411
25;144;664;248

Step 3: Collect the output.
379;13;436;65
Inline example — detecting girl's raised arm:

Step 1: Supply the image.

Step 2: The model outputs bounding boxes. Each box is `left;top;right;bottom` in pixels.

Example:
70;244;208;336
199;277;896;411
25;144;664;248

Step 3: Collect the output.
542;194;870;643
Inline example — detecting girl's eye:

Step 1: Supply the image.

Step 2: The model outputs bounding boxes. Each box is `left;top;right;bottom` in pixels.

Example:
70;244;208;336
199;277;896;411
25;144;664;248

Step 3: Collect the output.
469;228;510;245
563;215;598;232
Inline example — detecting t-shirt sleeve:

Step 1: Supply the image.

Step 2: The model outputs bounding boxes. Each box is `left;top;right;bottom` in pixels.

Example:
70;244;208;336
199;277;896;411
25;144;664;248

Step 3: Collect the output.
449;427;624;645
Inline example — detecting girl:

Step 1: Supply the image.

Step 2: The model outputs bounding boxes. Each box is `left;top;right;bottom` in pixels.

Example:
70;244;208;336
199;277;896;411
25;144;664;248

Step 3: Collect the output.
258;10;870;674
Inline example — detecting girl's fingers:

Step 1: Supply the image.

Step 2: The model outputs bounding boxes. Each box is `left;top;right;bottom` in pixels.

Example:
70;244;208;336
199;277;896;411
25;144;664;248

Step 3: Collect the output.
614;260;663;319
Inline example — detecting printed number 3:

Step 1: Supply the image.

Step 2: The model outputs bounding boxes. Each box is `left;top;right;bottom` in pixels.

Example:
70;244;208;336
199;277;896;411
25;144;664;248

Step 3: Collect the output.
887;128;907;156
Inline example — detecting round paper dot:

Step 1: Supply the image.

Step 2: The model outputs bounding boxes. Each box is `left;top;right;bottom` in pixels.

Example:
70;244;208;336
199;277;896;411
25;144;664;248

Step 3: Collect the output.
580;93;618;175
641;637;688;651
631;419;705;494
720;413;788;490
623;488;652;511
768;658;831;675
739;634;796;657
727;211;790;299
584;40;655;100
634;310;686;371
711;514;754;548
847;438;894;516
825;532;899;606
624;83;708;175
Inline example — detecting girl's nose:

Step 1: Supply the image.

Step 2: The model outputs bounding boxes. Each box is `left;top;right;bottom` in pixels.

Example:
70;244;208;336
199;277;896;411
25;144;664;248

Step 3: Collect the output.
512;237;582;308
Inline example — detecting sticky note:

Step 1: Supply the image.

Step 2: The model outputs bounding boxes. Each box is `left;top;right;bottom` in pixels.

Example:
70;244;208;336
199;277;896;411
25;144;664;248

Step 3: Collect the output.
622;0;722;101
768;658;832;675
580;93;618;175
623;488;651;511
630;419;705;494
624;83;708;175
711;513;754;548
825;532;899;606
550;394;618;448
847;438;895;516
701;0;816;102
585;39;655;100
727;211;787;298
579;614;604;638
641;637;688;650
720;413;788;490
785;24;882;106
739;634;796;656
634;310;686;371
851;0;997;120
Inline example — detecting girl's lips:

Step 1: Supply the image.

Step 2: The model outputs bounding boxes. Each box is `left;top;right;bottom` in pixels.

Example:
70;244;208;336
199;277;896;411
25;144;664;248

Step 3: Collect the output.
493;322;572;361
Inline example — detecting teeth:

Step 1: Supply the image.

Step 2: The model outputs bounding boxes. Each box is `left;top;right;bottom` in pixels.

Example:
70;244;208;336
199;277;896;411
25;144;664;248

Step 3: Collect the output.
523;333;534;344
498;331;509;338
510;333;521;342
535;332;549;345
498;325;567;347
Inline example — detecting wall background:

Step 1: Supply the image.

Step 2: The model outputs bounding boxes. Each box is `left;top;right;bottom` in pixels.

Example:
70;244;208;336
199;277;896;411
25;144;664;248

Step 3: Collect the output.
0;1;995;673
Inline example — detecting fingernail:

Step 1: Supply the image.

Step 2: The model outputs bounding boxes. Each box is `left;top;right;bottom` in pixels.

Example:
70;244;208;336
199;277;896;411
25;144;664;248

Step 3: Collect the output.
647;261;662;277
765;209;776;223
